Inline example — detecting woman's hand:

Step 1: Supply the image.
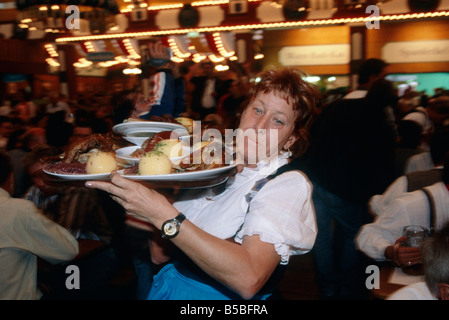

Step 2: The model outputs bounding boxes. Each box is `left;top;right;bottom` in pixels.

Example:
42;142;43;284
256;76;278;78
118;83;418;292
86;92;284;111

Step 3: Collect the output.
86;171;179;229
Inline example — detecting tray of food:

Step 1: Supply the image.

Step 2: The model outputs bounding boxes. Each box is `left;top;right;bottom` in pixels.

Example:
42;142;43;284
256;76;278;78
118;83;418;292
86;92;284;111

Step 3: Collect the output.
43;130;237;188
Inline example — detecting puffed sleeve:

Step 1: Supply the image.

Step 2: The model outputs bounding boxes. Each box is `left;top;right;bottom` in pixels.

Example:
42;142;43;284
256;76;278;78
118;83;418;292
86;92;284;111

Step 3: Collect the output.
234;171;317;264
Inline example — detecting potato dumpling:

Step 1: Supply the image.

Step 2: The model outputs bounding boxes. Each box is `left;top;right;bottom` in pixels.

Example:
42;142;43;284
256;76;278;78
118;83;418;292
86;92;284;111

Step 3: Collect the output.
176;117;194;134
86;152;117;174
154;139;183;158
139;151;172;175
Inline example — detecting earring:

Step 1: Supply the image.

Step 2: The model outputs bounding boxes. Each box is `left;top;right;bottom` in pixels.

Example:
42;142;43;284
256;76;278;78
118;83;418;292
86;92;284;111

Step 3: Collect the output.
281;147;292;157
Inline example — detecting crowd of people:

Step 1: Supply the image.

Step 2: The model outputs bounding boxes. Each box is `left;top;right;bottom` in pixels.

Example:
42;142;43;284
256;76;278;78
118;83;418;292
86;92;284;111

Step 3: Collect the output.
1;54;449;300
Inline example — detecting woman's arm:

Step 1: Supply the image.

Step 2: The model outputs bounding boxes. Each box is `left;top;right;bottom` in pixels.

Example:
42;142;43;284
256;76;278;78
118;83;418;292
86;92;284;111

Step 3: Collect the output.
86;172;281;299
171;220;281;299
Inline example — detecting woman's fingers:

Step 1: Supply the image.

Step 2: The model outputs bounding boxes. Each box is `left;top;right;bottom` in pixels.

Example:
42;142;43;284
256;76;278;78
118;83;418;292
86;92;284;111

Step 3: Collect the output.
85;180;124;199
86;172;136;198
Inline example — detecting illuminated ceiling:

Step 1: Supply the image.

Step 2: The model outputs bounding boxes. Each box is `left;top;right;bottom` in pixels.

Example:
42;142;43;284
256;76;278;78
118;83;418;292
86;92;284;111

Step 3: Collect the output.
0;0;193;22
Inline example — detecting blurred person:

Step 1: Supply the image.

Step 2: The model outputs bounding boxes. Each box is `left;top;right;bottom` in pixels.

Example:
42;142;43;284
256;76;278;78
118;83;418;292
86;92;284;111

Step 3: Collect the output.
0;151;78;300
369;127;449;217
404;96;449;170
296;88;396;299
397;86;421;117
7;127;47;198
0;99;12;116
111;90;135;125
394;119;425;178
216;78;249;129
45;111;74;152
173;61;192;118
45;91;72;122
356;152;449;270
130;42;177;120
0;115;14;151
13;90;37;124
23;146;63;209
343;58;388;99
387;221;449;300
189;60;229;119
68;123;93;145
401;94;449;150
21;147;128;299
86;67;320;300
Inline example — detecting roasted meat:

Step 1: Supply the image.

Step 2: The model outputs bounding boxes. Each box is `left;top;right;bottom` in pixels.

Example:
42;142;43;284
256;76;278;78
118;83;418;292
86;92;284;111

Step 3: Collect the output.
62;133;122;163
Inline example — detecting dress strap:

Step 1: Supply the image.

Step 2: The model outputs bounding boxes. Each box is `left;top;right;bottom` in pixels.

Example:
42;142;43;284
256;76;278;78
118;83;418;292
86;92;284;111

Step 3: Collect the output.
235;161;299;237
421;187;437;235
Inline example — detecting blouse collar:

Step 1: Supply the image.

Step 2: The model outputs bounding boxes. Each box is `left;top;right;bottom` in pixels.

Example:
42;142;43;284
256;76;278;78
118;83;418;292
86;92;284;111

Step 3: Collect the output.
232;152;290;181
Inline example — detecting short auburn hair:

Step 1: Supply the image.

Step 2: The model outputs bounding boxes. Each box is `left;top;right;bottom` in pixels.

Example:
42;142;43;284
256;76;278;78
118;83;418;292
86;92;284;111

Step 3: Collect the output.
249;67;321;157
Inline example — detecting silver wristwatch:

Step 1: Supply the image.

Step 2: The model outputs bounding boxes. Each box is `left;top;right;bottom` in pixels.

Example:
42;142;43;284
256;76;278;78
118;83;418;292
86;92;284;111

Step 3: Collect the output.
161;213;186;239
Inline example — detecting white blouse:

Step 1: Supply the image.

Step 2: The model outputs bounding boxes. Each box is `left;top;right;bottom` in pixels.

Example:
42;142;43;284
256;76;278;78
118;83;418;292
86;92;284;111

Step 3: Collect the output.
357;182;449;261
173;154;317;264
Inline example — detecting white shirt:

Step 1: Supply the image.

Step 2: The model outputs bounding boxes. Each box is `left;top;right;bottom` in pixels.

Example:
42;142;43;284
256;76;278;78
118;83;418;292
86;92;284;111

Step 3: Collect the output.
343;90;367;99
405;152;434;174
402;107;433;135
387;281;437;300
369;176;409;217
0;188;79;300
45;100;72;121
201;79;216;109
356;182;449;261
173;154;317;264
369;164;443;217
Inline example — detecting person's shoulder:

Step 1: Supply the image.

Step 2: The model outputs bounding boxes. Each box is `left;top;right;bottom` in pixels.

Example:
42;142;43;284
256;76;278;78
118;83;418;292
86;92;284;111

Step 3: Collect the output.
387;281;436;300
267;168;312;191
1;198;40;224
7;197;39;212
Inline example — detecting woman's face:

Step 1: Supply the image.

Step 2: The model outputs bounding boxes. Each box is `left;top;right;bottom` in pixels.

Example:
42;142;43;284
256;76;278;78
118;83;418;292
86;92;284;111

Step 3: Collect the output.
237;91;298;166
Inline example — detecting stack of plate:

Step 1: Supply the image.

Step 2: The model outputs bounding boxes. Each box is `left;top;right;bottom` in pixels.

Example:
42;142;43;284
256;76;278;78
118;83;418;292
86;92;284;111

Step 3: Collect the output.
112;121;187;147
113;121;191;166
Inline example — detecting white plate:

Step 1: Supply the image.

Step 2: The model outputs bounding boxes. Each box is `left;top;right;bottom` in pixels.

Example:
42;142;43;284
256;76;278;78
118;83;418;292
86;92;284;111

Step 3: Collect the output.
123;134;192;147
115;146;142;165
113;121;187;137
123;136;150;147
119;163;237;181
115;146;191;165
43;169;111;181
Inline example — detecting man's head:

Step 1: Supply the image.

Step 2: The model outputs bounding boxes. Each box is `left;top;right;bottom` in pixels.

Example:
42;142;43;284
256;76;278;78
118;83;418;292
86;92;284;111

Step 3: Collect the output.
357;58;388;90
24;146;62;196
200;61;215;78
422;222;449;300
427;95;449;128
22;127;47;151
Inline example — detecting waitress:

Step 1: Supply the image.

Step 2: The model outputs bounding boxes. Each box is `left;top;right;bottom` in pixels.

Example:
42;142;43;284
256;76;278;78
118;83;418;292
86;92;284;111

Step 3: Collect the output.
86;67;320;300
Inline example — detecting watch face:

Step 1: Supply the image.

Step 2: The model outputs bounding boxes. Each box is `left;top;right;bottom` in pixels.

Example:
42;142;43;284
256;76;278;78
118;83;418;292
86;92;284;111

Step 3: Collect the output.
163;221;178;237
